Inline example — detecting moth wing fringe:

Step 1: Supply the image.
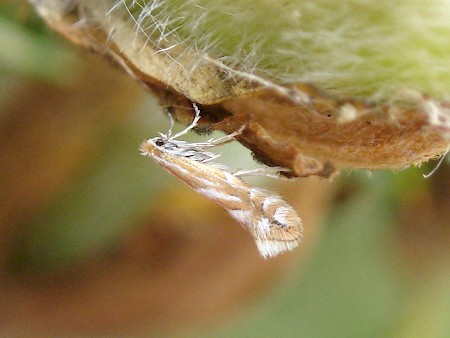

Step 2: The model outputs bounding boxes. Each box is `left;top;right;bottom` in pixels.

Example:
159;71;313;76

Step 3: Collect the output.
255;238;300;258
252;226;303;258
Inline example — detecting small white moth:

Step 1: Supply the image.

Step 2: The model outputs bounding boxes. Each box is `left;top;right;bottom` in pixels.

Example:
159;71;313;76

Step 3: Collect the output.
140;103;303;258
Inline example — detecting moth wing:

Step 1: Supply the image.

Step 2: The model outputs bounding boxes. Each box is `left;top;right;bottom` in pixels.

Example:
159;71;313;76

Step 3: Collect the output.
248;189;303;258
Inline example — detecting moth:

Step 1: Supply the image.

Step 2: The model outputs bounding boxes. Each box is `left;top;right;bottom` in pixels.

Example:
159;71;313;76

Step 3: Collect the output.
140;103;303;258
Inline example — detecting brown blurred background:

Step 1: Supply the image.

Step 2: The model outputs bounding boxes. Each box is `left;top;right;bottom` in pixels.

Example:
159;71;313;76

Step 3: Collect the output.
0;2;449;337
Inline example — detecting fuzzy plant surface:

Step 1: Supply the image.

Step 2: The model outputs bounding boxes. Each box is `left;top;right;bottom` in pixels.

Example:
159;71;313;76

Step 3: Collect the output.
28;0;450;174
112;0;450;101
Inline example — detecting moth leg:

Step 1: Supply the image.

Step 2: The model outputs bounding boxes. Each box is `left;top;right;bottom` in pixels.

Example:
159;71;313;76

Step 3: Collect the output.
210;124;246;145
190;124;246;148
199;153;221;163
170;102;202;140
166;107;175;138
423;145;449;178
233;167;291;179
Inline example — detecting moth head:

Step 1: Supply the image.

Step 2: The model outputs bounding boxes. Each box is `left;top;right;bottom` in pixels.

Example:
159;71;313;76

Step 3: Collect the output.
153;133;169;147
154;137;165;147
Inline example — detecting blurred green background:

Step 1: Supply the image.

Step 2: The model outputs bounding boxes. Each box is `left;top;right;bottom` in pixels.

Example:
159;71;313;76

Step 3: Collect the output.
209;171;450;338
1;2;449;338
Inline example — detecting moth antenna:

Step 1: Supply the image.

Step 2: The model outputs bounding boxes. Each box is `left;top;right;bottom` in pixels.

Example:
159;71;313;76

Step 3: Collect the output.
170;102;202;140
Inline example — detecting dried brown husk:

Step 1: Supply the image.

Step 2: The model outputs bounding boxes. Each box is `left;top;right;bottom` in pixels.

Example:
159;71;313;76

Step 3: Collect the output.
30;1;449;178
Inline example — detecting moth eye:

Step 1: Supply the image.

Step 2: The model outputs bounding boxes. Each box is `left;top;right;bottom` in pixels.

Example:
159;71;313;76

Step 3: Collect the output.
155;139;164;146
